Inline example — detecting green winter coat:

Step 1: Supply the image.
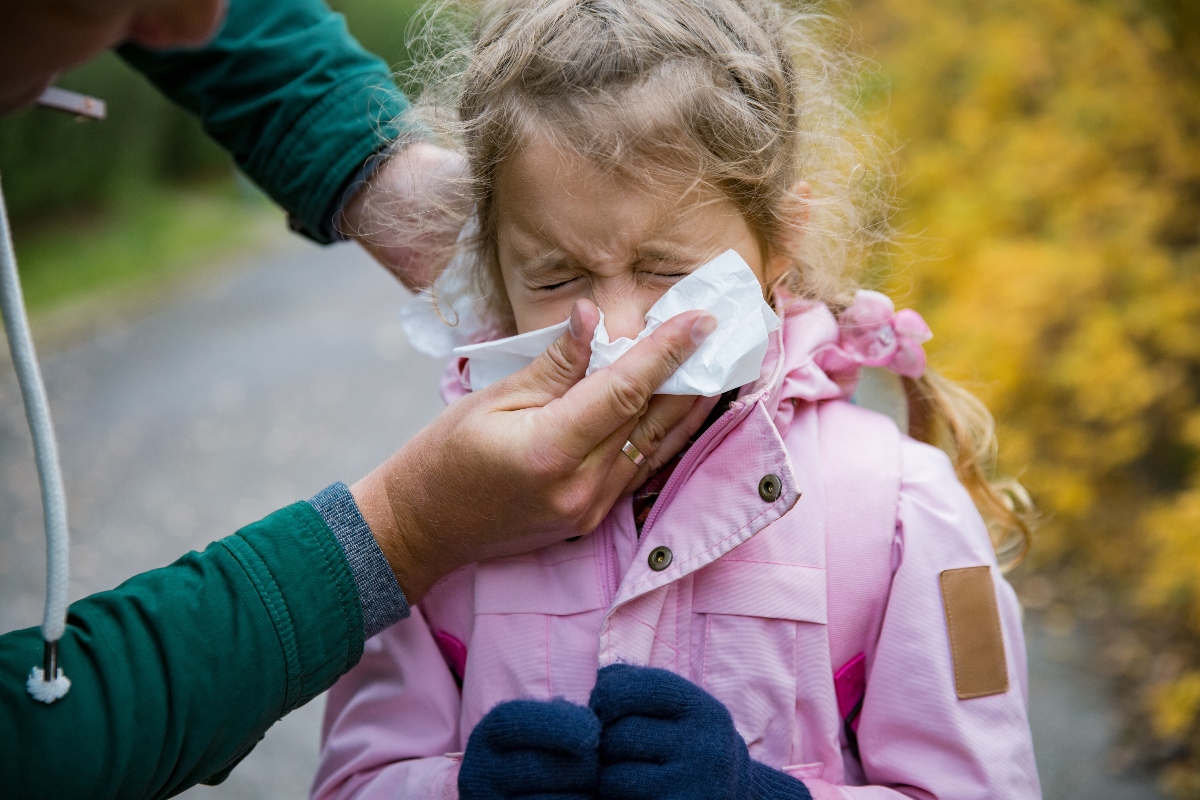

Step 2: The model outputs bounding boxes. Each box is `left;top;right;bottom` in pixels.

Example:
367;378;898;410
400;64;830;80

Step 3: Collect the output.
0;504;365;798
119;0;411;243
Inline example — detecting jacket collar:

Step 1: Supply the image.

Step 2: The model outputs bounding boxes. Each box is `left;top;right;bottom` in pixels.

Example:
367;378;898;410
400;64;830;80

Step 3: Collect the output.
747;298;850;437
440;300;848;610
609;299;846;609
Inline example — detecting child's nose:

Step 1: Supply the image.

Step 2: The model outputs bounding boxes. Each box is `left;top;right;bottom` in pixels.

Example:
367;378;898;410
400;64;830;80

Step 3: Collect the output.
591;274;658;341
595;297;651;341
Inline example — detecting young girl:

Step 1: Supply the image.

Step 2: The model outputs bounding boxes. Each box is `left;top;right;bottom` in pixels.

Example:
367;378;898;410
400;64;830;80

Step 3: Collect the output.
313;0;1041;797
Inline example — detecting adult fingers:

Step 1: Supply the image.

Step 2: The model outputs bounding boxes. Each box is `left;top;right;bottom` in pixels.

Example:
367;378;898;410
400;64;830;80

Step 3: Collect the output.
493;300;601;410
579;394;715;522
128;0;227;48
621;394;721;493
540;311;716;463
341;144;471;290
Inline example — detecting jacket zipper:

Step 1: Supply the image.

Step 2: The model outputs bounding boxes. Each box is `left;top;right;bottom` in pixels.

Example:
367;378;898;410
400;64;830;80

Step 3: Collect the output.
639;400;749;538
598;516;619;610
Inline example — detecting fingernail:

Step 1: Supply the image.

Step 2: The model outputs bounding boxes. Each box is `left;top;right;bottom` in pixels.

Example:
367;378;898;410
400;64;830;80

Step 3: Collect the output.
569;304;585;340
690;314;717;345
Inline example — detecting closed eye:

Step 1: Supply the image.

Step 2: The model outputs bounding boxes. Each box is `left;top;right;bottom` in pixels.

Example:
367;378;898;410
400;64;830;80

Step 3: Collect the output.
533;276;580;291
637;269;691;283
634;252;696;282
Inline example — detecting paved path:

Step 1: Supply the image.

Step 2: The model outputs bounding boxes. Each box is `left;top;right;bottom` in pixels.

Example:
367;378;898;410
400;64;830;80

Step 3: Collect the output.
0;239;1162;798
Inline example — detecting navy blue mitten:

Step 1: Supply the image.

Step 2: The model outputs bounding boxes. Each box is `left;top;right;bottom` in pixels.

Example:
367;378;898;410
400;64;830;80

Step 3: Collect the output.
459;698;601;800
588;665;813;800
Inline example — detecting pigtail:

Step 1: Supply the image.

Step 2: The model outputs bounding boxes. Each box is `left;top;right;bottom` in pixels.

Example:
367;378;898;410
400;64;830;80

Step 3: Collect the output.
903;372;1034;571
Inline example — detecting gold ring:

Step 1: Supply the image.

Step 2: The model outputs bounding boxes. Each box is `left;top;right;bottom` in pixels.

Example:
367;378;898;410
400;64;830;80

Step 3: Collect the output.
622;440;646;467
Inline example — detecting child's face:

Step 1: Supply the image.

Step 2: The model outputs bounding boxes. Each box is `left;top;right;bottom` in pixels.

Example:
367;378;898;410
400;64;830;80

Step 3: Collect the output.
494;136;772;338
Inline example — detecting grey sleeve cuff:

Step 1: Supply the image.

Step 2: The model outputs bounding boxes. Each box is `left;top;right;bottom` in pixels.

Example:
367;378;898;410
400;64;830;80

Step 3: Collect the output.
308;482;410;638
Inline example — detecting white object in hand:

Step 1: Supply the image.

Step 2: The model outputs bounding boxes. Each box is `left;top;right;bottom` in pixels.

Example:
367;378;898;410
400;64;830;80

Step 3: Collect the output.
397;216;491;359
453;250;781;396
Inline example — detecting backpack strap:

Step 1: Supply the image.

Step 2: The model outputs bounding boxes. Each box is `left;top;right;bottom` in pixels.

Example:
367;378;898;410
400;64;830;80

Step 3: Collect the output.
819;399;902;761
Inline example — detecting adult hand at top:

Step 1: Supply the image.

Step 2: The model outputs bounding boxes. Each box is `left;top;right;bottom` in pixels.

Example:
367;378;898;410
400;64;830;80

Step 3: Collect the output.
337;142;472;292
351;298;718;603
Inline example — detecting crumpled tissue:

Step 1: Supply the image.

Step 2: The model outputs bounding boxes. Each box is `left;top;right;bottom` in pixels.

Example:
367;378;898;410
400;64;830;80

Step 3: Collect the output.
397;216;491;359
452;249;780;396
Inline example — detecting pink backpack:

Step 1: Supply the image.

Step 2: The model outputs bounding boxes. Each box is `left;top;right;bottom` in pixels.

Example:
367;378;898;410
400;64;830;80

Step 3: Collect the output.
819;400;903;768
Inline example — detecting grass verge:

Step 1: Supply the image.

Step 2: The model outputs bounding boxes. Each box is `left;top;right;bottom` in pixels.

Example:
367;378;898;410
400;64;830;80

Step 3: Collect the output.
11;176;284;316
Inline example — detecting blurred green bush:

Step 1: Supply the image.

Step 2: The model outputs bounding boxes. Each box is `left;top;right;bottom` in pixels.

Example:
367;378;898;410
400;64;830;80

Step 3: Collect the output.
0;54;228;223
0;0;420;227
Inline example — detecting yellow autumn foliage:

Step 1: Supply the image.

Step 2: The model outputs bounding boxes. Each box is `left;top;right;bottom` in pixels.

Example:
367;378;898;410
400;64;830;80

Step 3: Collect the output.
1154;672;1200;740
850;0;1200;790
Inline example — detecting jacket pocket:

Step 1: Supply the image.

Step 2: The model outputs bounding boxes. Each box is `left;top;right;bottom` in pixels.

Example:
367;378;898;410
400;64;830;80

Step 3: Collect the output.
474;553;606;615
692;561;826;767
692;560;826;623
462;553;607;730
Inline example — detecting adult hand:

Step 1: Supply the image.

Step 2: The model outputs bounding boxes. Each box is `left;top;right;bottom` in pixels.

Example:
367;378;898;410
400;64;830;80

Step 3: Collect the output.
338;142;471;292
459;699;601;800
351;299;716;603
588;665;812;800
342;141;719;502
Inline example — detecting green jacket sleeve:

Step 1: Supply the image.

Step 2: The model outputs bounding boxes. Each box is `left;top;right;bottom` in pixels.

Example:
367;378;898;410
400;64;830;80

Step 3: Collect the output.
118;0;412;243
0;502;364;800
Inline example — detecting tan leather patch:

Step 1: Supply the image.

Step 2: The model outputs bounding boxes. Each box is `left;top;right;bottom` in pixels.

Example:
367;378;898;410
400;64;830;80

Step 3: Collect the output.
940;566;1009;699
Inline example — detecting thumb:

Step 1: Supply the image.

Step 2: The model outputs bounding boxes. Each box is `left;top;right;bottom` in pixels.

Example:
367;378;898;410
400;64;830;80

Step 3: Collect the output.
498;299;600;407
538;309;716;463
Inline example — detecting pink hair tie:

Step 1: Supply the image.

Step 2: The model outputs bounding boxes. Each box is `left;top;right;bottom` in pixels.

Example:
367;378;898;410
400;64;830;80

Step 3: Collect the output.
817;290;932;380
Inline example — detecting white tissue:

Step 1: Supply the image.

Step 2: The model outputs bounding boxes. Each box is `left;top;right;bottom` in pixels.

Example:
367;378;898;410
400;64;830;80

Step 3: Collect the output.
453;318;571;390
398;216;490;358
453;250;780;396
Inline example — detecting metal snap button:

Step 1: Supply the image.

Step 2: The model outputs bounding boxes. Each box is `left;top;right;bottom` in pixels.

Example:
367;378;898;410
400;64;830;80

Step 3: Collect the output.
758;473;782;502
648;545;673;571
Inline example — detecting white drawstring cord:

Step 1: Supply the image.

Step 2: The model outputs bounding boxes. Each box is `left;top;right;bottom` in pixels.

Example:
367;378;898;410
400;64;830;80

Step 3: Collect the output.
0;173;72;702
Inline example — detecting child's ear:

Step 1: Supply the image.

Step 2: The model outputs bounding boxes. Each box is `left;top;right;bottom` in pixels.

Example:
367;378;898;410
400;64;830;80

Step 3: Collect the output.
765;181;810;285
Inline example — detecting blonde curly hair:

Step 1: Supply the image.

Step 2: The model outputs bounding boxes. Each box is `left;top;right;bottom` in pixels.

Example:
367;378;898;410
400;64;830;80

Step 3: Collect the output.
386;0;1030;565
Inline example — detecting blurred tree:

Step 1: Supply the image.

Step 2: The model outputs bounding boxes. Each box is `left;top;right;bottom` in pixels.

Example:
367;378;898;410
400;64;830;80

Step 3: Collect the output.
327;0;420;73
0;53;228;223
854;0;1200;792
0;0;422;226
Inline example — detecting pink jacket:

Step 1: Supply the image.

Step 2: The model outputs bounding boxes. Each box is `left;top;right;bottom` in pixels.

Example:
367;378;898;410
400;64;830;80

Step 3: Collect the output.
313;301;1041;800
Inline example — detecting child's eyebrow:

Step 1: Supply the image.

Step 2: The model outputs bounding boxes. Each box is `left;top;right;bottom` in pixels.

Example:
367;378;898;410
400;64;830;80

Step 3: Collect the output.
520;252;579;278
519;243;703;276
